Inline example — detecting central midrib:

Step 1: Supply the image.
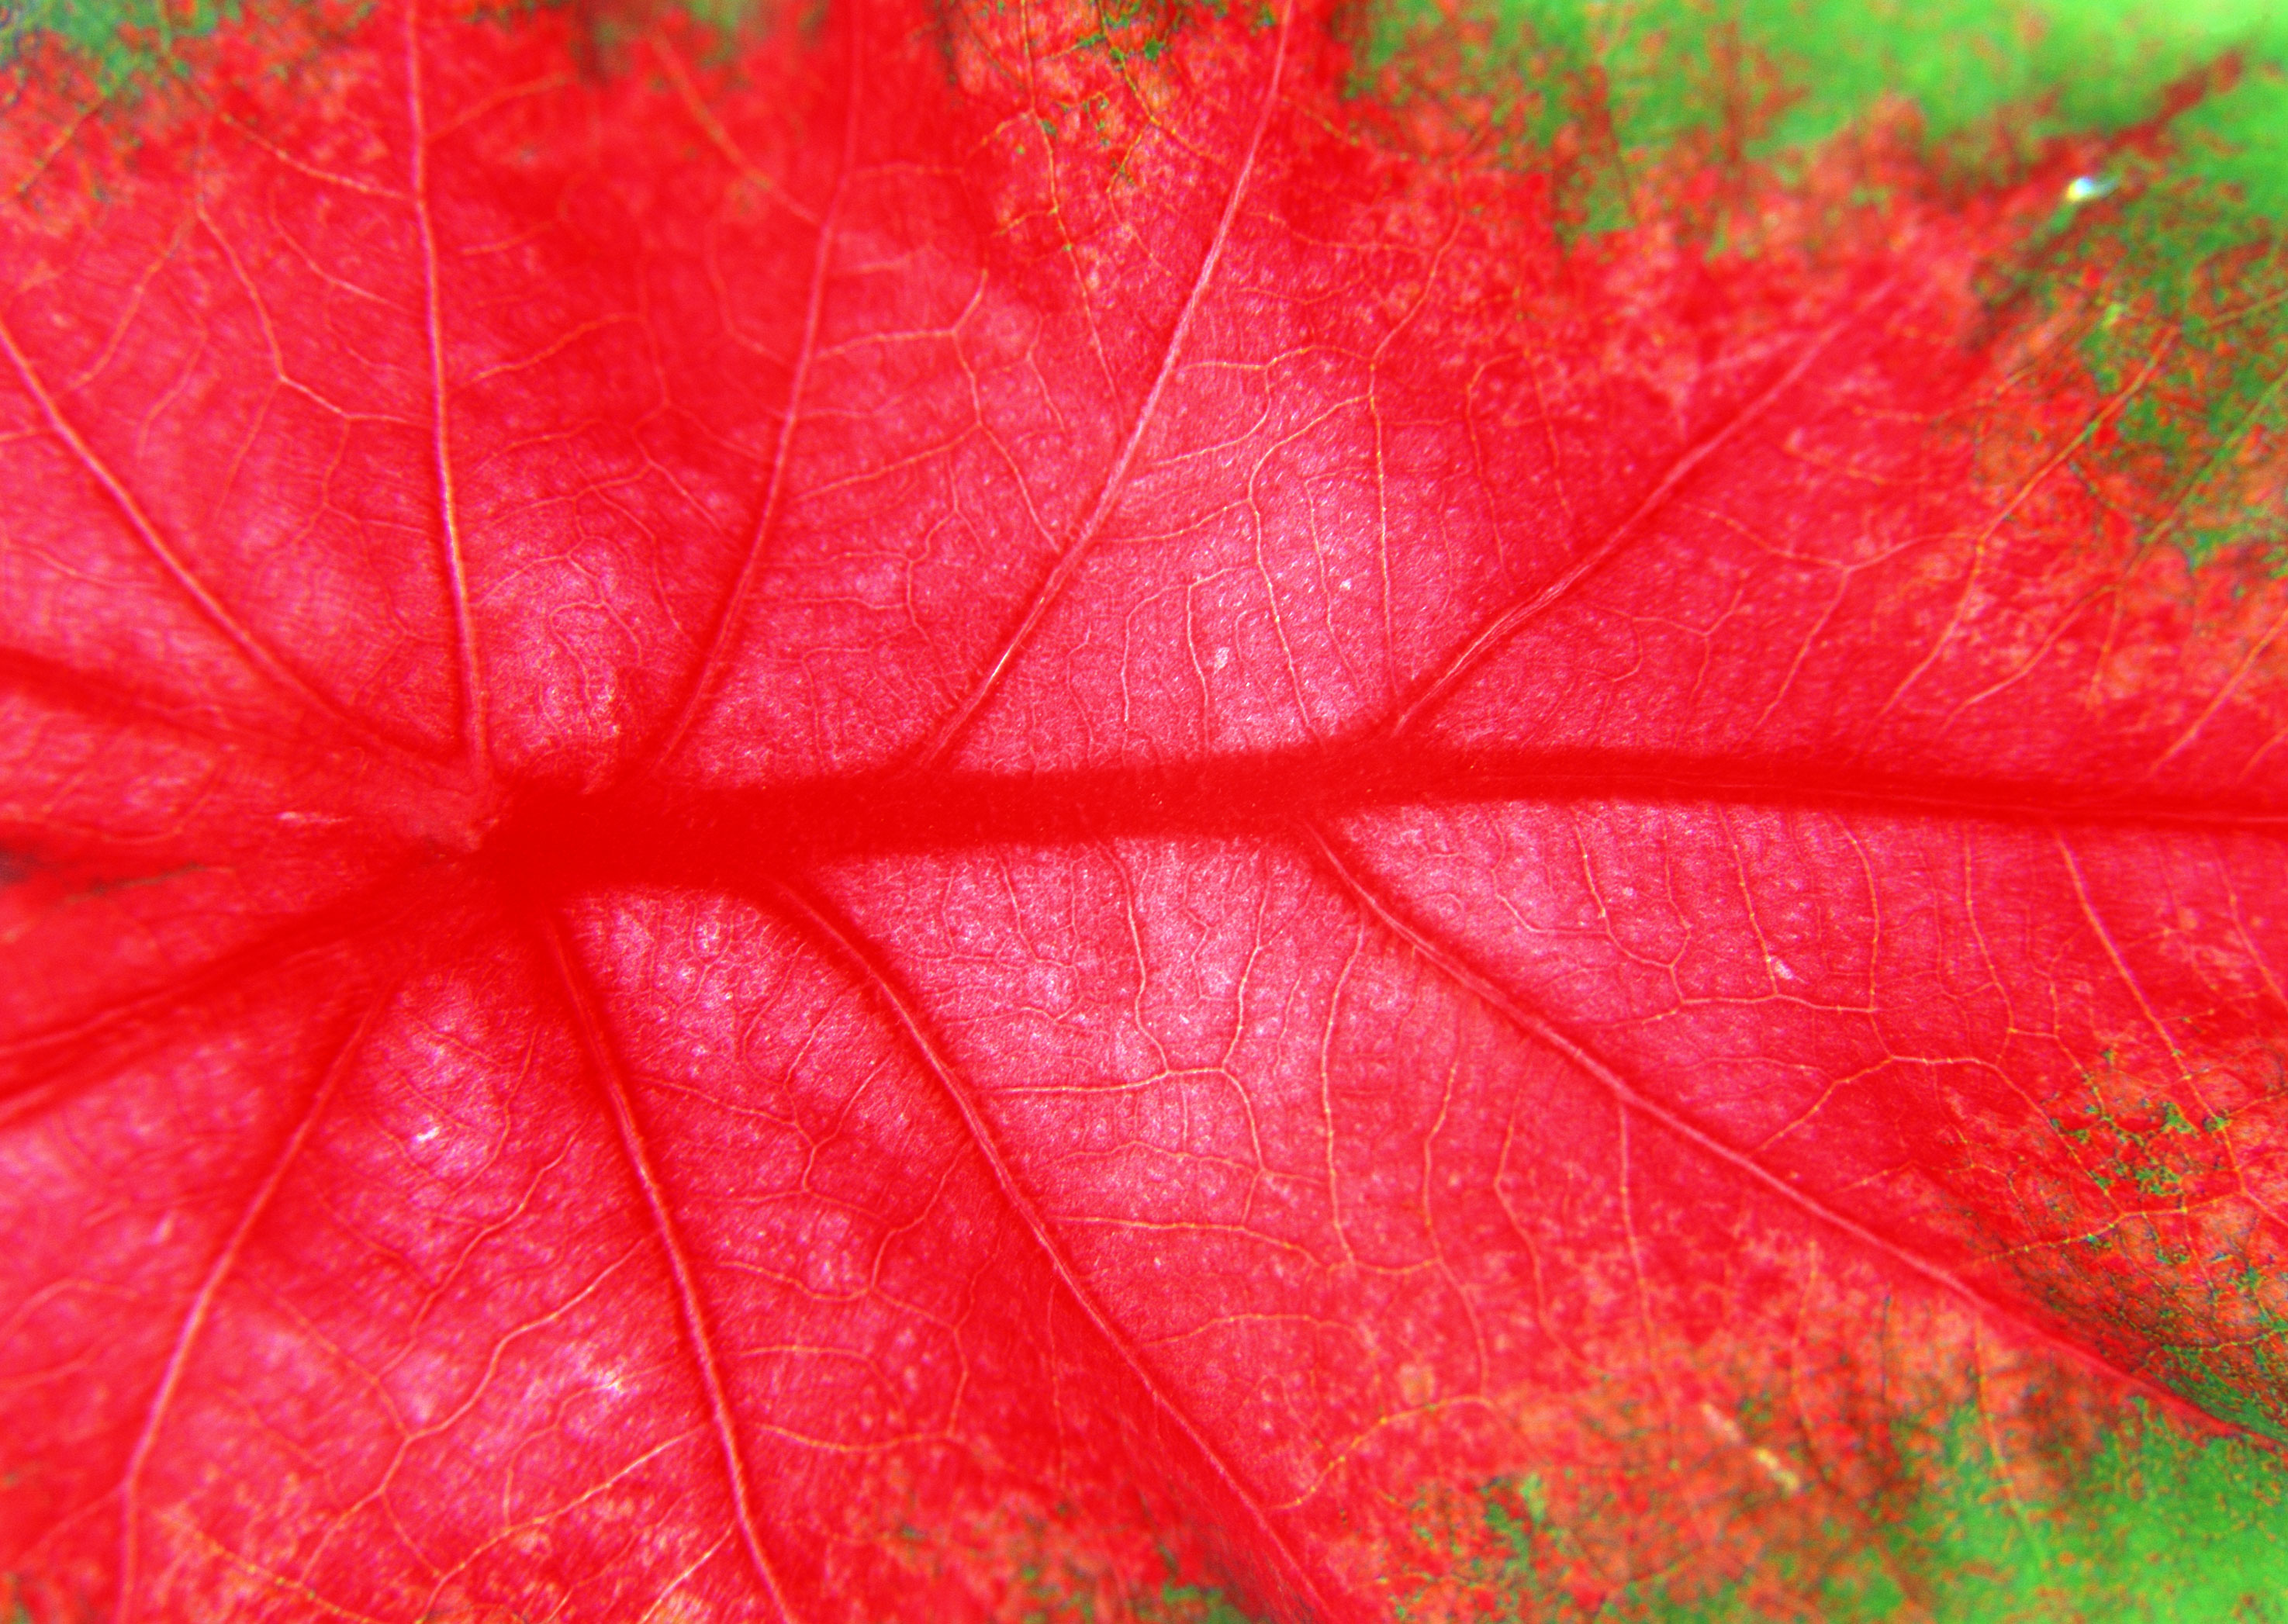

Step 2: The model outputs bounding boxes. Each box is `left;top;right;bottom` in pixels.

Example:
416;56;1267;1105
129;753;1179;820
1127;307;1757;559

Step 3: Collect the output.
479;746;2288;893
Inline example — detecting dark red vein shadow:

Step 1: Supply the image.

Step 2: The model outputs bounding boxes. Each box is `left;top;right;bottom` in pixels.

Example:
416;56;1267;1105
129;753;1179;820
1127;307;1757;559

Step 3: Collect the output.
485;745;2288;897
109;993;386;1624
532;906;803;1624
0;876;436;1120
759;872;1343;1624
1291;817;2262;1449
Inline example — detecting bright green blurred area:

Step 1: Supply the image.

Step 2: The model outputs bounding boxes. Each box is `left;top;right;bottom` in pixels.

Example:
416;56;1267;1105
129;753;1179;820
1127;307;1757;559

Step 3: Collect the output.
1827;1403;2288;1623
1423;1400;2288;1622
1355;0;2288;219
1737;0;2287;219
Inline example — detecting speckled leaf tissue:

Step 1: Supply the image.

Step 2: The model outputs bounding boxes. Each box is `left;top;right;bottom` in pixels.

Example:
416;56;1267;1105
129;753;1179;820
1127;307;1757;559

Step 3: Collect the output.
5;0;2288;1618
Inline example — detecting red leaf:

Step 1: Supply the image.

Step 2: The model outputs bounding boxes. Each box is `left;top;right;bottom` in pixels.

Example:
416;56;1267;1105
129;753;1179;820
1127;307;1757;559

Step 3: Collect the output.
5;1;2287;1619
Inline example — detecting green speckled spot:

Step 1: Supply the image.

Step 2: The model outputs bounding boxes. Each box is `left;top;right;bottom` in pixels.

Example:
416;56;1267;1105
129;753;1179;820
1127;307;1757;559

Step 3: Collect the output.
0;0;246;91
1139;1583;1265;1624
1421;1398;2288;1621
0;0;800;94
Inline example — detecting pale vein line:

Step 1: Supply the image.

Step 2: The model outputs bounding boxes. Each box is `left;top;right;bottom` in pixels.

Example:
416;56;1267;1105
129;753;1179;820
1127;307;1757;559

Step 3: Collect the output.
406;0;489;775
114;997;385;1624
1297;819;2220;1425
653;44;821;229
2053;831;2188;1080
12;95;105;203
1389;294;1873;737
1;894;405;1080
1875;337;2173;726
2148;596;2288;775
537;912;799;1624
762;875;1342;1621
2131;354;2288;565
910;0;1298;768
1612;1095;1661;1392
0;315;372;737
2049;829;2273;1230
646;13;861;775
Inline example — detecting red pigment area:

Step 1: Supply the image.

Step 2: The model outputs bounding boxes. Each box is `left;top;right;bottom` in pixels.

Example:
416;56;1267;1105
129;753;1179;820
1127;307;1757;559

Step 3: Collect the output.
2;1;2286;1620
